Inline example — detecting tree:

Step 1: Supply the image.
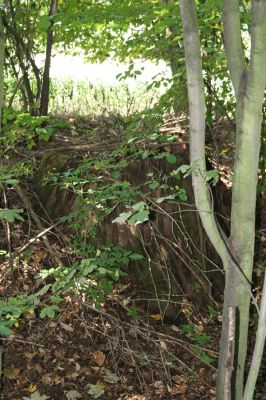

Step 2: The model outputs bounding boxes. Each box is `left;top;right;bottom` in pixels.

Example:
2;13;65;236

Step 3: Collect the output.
179;0;266;399
3;0;59;115
0;6;4;134
39;0;57;116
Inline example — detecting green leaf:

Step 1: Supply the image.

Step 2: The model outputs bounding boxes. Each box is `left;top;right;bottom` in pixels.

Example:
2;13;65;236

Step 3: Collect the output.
178;164;191;175
156;195;175;204
192;333;212;345
128;307;139;319
0;208;24;223
83;264;98;275
148;182;160;190
4;179;19;185
129;253;144;260
40;305;59;319
206;170;220;185
38;16;51;32
0;325;12;336
36;127;53;142
35;284;52;297
112;211;132;224
165;152;177;164
192;348;214;365
98;267;108;275
177;189;188;201
128;210;149;224
131;201;146;211
148;133;159;141
111;170;121;179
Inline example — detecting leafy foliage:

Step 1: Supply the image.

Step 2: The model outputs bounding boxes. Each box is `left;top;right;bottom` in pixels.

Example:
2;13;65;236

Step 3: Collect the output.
1;108;69;150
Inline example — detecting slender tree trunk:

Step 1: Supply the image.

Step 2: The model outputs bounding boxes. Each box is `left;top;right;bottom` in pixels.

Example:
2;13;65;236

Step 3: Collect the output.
6;49;28;111
217;2;266;398
3;20;35;113
0;11;5;135
3;4;41;113
39;0;57;116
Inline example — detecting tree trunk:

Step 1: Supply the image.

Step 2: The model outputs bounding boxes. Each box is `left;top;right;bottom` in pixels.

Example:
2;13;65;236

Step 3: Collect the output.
39;0;57;116
0;11;5;135
5;49;28;111
216;2;266;398
3;5;41;114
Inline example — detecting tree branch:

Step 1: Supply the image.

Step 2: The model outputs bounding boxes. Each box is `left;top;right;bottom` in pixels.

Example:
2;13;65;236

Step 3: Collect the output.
179;0;228;264
247;0;266;102
222;0;246;97
243;270;266;400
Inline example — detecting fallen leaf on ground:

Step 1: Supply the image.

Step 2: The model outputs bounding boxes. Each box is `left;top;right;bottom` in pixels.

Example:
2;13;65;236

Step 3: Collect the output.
92;350;106;366
104;370;119;384
87;383;105;399
60;321;74;332
177;384;187;394
150;314;161;321
27;384;37;393
23;391;50;400
66;389;82;400
4;367;21;378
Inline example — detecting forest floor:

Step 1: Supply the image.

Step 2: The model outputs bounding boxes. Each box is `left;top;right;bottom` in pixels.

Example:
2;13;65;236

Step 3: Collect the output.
0;115;265;400
0;285;219;400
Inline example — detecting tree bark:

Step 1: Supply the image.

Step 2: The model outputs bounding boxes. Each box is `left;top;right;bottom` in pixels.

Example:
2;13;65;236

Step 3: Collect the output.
39;0;57;116
217;1;266;398
0;11;5;135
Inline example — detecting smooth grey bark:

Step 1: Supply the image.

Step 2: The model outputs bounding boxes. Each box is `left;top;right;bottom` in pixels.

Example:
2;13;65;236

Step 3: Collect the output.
0;11;4;135
217;1;266;398
222;0;246;96
243;270;266;400
178;0;229;263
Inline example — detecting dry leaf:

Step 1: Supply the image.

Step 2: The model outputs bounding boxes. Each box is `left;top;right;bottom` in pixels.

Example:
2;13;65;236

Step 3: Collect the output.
36;364;43;373
4;367;21;378
52;375;63;385
150;314;162;321
60;321;74;332
42;374;52;385
177;384;187;394
27;384;37;393
153;380;164;396
25;352;38;360
159;340;167;350
104;371;119;384
18;376;28;386
75;362;81;371
170;325;180;333
92;350;106;367
23;391;50;400
195;324;204;333
66;389;82;400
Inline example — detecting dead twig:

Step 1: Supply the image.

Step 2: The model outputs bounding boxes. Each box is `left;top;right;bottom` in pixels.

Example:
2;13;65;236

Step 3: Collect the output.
15;186;61;265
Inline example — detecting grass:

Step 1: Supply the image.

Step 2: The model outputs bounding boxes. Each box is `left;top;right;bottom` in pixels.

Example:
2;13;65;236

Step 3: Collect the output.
49;78;161;117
